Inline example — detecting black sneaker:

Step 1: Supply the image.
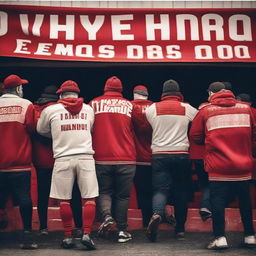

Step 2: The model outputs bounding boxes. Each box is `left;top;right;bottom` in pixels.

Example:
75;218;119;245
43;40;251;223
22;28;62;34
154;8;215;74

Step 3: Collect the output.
118;231;132;243
20;230;38;249
39;228;49;236
61;237;75;249
0;210;8;229
175;232;185;241
81;233;96;250
98;216;115;236
146;214;161;242
199;208;212;222
73;228;83;240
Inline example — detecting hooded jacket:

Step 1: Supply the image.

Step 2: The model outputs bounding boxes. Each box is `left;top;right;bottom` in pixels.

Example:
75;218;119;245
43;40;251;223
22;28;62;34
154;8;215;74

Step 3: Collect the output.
131;99;153;165
33;102;56;168
90;77;136;164
190;91;256;181
37;97;94;158
146;95;198;154
0;94;35;172
189;102;209;160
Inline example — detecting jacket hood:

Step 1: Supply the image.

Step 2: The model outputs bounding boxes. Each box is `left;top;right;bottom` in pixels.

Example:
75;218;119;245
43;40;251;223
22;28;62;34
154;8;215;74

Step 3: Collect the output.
209;91;236;107
161;94;184;102
58;97;84;115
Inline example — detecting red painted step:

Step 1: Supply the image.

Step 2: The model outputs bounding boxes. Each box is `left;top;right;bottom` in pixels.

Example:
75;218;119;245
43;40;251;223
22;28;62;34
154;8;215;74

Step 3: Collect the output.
2;206;256;233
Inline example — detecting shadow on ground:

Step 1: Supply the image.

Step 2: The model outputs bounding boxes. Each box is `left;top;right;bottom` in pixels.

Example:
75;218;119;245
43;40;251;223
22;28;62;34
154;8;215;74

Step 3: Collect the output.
0;230;255;256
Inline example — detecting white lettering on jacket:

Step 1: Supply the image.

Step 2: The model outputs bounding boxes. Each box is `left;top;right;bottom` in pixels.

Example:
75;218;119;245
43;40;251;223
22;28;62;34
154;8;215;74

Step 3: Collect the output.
91;99;132;117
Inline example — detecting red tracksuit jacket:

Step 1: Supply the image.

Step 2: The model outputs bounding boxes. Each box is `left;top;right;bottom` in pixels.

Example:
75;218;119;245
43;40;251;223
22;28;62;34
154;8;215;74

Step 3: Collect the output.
32;102;55;169
0;94;35;172
189;102;209;160
190;91;256;181
131;99;153;165
90;91;136;164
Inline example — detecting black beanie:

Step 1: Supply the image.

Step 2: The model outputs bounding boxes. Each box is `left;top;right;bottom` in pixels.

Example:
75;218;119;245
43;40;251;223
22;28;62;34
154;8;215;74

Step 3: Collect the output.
207;82;225;93
236;93;251;103
221;81;232;90
162;79;180;96
36;85;58;105
41;85;58;99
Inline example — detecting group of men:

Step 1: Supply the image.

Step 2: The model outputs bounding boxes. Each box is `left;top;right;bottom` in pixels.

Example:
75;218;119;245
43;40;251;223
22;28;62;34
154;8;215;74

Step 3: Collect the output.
0;73;256;251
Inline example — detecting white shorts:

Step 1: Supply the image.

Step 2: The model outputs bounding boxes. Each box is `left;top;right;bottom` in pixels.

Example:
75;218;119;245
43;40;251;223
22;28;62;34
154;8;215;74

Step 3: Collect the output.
50;155;99;200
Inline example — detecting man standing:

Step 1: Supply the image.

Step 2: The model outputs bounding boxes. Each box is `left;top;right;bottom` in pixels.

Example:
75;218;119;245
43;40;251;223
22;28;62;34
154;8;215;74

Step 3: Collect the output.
33;85;83;236
145;79;197;242
131;85;153;228
0;74;37;249
190;82;256;249
37;80;98;249
90;76;136;243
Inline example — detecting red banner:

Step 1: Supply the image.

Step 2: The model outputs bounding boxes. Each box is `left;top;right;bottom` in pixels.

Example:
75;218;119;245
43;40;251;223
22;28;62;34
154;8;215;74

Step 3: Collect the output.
0;5;256;62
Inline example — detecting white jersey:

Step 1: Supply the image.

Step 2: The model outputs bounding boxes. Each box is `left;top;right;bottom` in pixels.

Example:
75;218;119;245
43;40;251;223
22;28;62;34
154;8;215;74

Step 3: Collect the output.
146;96;198;154
37;102;95;158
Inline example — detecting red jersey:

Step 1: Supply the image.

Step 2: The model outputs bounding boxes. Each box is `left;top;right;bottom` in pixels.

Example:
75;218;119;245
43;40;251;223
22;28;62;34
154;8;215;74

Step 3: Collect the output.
131;99;153;165
90;91;136;164
190;91;256;181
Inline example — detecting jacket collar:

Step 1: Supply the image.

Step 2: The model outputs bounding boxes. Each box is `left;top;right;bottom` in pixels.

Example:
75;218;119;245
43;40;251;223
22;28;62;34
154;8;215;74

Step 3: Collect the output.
0;93;20;98
161;95;184;102
103;91;123;97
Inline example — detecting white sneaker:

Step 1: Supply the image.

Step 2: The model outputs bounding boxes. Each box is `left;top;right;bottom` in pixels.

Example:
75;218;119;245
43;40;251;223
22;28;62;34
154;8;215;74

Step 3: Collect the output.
207;236;229;250
244;235;256;247
118;231;132;243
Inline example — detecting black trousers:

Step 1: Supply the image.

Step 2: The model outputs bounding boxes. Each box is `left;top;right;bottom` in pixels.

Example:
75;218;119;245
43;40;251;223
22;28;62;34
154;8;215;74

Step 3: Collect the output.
96;164;136;230
0;171;32;231
36;167;82;230
209;180;254;237
194;159;211;210
134;165;152;227
152;154;191;233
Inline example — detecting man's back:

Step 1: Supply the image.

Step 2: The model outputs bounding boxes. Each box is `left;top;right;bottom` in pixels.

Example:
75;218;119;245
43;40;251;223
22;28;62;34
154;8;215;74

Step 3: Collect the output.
190;90;256;181
90;93;136;164
0;94;34;171
146;95;197;154
37;101;94;159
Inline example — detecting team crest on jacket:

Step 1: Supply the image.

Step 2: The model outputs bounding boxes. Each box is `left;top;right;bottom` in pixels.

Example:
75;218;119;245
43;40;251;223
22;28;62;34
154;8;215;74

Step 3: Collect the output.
91;99;132;117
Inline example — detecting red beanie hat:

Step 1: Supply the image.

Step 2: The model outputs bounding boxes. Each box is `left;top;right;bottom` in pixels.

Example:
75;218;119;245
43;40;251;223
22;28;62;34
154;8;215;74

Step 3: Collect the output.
3;74;28;89
133;85;148;96
56;80;80;94
104;76;122;93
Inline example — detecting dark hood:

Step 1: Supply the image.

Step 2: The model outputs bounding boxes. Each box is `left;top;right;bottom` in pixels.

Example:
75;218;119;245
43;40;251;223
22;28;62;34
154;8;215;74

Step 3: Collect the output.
209;91;236;107
58;97;84;115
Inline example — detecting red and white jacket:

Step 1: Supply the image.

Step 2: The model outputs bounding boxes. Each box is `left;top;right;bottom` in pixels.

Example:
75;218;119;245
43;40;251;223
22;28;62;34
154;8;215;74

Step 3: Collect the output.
90;91;136;164
190;91;256;181
0;94;35;172
131;99;153;165
146;95;197;154
32;102;56;169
